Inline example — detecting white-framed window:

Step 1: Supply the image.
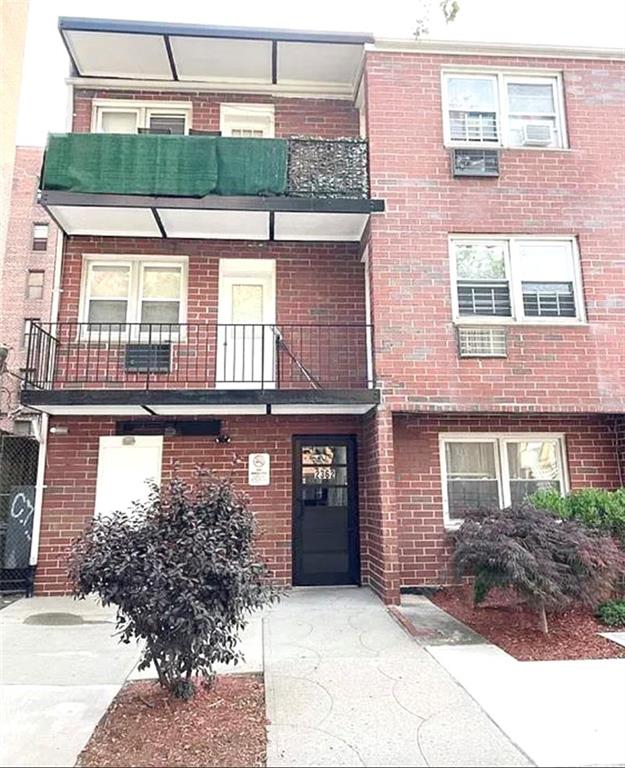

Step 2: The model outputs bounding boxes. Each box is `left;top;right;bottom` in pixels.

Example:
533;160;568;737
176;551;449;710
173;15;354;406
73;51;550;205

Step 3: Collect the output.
92;99;192;135
442;71;567;149
79;256;187;338
449;236;585;324
439;433;568;528
219;104;275;138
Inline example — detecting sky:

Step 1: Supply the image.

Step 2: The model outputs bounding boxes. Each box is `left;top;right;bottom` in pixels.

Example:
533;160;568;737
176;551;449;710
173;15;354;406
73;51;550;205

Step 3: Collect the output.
16;0;625;147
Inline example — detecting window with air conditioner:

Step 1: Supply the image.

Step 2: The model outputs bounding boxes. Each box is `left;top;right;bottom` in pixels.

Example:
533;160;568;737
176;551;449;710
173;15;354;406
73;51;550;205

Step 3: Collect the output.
219;104;275;138
450;237;584;324
440;434;568;527
93;100;191;134
443;72;566;149
80;257;187;340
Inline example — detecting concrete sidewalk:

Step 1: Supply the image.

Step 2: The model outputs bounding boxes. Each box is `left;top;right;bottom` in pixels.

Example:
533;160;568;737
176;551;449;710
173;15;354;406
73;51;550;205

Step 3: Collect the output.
0;596;140;768
401;595;625;768
264;587;530;767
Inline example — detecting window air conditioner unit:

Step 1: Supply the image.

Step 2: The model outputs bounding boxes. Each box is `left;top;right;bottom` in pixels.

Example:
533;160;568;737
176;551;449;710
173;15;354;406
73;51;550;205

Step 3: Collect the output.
457;327;507;358
125;343;171;373
452;148;499;177
521;123;554;147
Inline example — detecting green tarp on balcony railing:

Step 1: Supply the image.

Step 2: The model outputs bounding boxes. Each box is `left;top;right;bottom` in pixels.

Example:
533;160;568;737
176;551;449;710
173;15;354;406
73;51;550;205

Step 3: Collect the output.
41;134;288;197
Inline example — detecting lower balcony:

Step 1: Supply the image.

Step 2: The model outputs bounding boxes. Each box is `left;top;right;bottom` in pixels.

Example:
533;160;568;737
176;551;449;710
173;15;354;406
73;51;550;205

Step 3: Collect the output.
21;322;378;416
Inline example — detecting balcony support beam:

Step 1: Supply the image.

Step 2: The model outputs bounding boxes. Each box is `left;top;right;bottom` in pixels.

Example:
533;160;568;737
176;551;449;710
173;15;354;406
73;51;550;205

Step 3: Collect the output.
151;208;168;237
40;190;384;214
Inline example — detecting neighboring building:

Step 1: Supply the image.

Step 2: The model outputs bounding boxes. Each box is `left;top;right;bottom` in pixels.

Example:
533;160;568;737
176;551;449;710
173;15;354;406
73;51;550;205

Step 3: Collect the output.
23;18;624;599
1;147;57;435
0;0;30;284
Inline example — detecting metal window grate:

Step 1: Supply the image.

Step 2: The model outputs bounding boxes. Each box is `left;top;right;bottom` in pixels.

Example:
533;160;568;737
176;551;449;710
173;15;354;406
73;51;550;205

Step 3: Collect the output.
457;282;511;316
522;282;576;317
449;111;498;143
452;148;499;177
458;327;507;358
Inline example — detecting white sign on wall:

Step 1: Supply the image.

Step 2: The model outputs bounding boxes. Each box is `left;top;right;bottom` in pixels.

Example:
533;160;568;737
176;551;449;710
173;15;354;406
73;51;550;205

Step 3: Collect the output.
248;453;270;486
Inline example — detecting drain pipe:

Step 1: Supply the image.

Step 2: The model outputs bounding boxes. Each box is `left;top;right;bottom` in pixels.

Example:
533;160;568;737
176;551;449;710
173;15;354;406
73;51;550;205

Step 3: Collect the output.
29;82;72;575
610;416;624;488
29;229;66;571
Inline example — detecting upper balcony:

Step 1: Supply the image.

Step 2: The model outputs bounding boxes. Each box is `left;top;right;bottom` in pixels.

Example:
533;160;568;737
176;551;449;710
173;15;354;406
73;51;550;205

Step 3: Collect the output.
40;133;381;241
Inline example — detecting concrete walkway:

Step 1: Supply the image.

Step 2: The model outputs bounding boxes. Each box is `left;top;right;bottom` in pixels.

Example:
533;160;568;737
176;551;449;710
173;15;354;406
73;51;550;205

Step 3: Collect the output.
264;587;530;767
401;595;625;768
0;596;140;768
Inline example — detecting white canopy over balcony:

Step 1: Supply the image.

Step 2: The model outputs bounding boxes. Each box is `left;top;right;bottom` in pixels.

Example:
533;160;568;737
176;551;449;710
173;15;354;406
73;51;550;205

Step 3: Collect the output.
59;18;371;97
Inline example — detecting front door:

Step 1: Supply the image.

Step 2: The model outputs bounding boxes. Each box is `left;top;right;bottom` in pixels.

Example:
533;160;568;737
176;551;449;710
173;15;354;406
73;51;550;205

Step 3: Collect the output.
293;436;360;586
217;259;276;388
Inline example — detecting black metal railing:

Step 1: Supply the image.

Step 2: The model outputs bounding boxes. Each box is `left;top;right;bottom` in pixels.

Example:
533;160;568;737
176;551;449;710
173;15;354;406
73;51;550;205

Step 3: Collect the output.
24;322;374;391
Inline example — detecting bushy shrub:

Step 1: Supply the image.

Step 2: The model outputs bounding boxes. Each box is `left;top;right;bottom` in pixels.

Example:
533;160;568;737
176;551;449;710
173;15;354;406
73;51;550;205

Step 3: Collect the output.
451;504;625;634
69;470;280;699
596;600;625;628
530;487;625;544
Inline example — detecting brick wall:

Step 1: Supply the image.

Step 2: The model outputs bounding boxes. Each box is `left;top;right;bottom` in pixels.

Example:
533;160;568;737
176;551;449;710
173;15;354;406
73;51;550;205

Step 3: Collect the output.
0;147;57;432
364;52;625;413
51;237;367;389
393;412;623;588
72;89;359;138
34;414;364;595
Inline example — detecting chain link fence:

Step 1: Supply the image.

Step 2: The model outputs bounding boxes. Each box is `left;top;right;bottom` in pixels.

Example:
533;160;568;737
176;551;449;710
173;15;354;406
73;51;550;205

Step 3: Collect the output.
0;435;39;595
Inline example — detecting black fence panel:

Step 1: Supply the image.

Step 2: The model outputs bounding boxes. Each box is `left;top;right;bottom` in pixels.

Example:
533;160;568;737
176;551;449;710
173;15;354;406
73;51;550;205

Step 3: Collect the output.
0;436;38;595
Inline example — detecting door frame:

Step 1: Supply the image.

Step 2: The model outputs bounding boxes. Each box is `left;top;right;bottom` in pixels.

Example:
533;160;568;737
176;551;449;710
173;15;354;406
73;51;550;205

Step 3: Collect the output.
216;258;276;388
291;434;361;587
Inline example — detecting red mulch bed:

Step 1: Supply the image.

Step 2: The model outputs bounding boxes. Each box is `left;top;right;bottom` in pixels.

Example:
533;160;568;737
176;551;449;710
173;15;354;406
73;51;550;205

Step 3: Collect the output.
77;675;266;768
431;586;625;662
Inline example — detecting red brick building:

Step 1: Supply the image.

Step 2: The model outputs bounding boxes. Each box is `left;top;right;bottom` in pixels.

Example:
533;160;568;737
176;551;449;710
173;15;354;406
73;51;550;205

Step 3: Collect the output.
23;20;624;601
1;146;58;435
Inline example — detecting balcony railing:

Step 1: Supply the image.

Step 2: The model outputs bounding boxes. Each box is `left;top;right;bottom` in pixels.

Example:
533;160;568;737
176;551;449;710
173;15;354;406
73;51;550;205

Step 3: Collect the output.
24;322;374;391
41;134;370;200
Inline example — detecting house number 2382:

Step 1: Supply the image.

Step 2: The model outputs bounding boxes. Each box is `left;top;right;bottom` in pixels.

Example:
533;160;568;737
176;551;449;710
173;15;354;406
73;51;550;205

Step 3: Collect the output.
314;467;336;480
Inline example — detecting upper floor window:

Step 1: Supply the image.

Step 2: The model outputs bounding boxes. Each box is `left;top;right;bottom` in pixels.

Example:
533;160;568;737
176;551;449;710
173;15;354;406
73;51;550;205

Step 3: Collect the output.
93;100;191;135
440;434;568;528
26;270;45;300
32;223;49;251
442;72;567;149
80;257;187;331
219;104;275;138
450;237;584;324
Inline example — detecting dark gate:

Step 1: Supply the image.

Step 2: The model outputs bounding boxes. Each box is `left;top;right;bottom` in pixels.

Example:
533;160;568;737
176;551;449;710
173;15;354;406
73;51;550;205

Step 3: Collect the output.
0;435;39;595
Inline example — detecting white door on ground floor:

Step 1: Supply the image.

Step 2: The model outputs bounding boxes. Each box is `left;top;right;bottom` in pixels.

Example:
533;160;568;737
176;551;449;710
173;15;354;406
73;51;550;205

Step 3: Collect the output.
94;435;163;518
217;259;276;388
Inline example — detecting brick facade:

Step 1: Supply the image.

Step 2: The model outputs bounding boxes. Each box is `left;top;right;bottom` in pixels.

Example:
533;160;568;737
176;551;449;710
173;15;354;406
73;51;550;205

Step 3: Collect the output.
72;89;360;138
0;147;57;433
364;52;625;413
28;43;625;600
394;413;623;587
35;414;364;595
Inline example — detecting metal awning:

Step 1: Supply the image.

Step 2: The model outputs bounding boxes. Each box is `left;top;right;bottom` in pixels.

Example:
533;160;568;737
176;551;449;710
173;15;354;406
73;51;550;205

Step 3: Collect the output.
41;190;383;242
59;17;372;95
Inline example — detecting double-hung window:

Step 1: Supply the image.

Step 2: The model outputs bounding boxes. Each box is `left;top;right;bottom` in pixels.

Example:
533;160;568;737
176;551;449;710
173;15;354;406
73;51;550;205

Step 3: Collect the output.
443;72;566;148
440;434;567;527
450;237;584;324
93;100;191;135
81;258;187;338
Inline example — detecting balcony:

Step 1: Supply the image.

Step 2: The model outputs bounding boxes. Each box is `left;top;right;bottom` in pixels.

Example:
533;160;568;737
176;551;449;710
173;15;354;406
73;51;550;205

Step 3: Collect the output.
39;134;383;242
21;322;378;416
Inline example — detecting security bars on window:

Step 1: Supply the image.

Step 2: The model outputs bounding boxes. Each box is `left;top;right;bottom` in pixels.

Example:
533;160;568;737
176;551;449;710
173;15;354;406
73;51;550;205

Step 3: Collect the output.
451;238;583;323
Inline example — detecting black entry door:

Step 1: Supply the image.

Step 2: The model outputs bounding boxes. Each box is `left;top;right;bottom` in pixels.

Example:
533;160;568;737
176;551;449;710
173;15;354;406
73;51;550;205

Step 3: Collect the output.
292;436;360;586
